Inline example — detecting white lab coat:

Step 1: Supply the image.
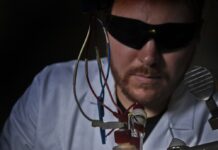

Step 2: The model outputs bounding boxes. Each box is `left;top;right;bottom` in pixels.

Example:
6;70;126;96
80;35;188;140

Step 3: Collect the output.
0;58;218;150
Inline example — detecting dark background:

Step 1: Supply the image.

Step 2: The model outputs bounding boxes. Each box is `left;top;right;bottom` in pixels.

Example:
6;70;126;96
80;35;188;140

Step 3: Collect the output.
0;0;90;130
1;0;218;131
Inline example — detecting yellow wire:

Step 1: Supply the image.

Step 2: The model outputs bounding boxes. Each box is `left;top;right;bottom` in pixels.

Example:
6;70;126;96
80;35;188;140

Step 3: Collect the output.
73;25;96;122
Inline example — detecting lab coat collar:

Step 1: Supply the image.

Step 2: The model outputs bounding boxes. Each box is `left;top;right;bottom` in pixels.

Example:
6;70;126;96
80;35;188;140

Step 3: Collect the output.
167;82;196;130
143;83;197;149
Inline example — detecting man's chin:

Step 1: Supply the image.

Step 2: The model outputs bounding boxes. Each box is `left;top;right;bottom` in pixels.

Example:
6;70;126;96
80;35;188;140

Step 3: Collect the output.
134;94;160;105
124;87;162;105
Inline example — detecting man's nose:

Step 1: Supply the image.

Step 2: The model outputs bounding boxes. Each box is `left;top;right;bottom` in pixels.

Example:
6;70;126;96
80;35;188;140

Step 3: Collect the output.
137;39;160;67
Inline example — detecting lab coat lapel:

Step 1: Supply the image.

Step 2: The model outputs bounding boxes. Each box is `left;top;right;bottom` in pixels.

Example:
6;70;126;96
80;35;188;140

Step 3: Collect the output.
143;83;197;149
143;111;172;149
168;84;197;145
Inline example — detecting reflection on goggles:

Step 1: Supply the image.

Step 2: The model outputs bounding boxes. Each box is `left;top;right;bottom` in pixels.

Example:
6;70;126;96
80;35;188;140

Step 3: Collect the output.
107;15;201;52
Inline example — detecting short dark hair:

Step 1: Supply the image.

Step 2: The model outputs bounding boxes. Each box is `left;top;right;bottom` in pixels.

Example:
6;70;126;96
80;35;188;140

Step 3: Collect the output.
186;0;205;21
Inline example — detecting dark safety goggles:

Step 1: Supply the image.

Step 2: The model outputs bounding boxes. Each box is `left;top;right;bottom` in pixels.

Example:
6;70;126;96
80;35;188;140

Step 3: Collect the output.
107;15;201;52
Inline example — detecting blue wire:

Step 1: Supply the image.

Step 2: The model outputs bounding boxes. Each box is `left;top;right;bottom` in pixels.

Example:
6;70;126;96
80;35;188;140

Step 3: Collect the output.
98;96;106;144
97;43;111;144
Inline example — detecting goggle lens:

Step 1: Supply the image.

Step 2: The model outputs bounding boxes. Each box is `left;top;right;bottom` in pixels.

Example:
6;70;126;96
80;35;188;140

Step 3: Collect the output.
107;15;201;52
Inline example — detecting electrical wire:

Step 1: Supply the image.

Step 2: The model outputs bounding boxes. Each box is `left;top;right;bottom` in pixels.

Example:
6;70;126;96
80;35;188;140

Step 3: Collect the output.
98;18;111;96
72;15;128;145
95;18;114;144
126;103;137;112
73;25;95;122
96;48;123;114
85;59;118;116
96;18;111;108
106;129;115;137
72;16;118;144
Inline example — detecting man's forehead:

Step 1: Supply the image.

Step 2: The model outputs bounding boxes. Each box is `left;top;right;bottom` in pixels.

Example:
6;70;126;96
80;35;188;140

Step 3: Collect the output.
112;0;193;9
112;0;204;21
111;0;195;24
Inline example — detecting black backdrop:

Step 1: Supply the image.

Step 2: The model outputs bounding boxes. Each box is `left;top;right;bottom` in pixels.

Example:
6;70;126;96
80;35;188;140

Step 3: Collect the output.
0;0;90;130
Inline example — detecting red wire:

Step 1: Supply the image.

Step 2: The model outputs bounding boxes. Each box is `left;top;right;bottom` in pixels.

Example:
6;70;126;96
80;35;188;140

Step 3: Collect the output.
126;103;137;112
98;59;123;115
106;129;115;137
85;60;119;117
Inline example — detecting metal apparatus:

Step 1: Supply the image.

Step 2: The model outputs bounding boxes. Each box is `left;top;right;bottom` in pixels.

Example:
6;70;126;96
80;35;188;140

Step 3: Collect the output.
184;66;218;129
167;66;218;150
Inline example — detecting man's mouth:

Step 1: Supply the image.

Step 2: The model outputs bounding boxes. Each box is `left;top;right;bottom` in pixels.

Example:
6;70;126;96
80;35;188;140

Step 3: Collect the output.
134;73;161;78
131;73;162;83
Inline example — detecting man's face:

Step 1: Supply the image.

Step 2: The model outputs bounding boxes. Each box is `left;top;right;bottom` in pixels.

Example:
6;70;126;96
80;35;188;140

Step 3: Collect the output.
109;0;197;108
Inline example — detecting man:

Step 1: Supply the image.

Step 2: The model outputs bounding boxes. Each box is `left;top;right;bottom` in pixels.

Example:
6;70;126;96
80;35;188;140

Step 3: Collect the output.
1;0;218;150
